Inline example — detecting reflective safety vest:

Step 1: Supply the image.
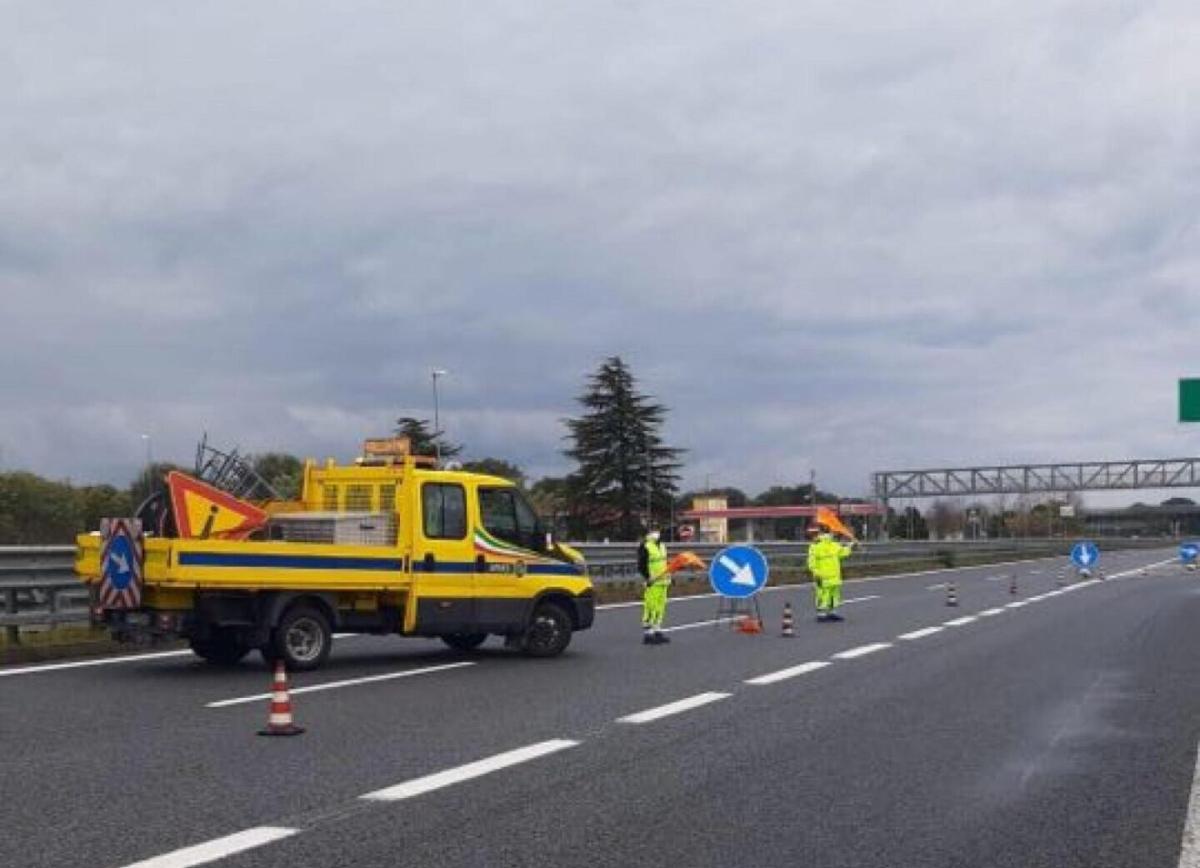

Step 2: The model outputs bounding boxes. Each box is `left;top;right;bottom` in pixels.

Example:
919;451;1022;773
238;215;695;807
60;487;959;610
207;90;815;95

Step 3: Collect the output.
807;536;851;583
643;538;669;581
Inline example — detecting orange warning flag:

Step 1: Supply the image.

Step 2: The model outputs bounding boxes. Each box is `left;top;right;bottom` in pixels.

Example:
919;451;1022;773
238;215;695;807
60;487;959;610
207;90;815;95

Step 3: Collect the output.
816;506;856;541
667;552;706;573
167;471;268;540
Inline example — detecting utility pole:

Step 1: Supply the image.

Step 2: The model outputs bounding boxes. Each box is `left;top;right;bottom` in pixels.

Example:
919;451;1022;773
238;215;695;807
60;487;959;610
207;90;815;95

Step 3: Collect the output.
431;369;447;466
645;438;652;532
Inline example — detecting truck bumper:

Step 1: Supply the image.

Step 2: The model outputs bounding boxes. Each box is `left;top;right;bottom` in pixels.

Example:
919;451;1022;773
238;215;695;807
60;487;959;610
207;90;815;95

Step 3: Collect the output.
573;592;595;630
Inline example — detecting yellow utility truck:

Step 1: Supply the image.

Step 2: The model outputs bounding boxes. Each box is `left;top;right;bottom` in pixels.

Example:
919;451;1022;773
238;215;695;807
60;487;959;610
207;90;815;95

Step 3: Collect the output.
75;438;594;670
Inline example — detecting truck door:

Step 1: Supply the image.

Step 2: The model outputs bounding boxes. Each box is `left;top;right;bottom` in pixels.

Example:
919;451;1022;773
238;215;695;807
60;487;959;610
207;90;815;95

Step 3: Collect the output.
415;480;475;633
473;485;546;631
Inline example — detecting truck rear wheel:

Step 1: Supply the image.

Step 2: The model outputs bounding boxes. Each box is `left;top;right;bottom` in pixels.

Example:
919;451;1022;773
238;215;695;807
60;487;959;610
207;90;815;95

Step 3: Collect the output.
440;633;488;652
522;602;572;657
190;631;250;666
272;605;332;671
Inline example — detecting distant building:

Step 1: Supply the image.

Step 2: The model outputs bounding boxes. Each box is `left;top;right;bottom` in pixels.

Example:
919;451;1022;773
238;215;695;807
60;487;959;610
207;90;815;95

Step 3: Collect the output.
691;495;729;543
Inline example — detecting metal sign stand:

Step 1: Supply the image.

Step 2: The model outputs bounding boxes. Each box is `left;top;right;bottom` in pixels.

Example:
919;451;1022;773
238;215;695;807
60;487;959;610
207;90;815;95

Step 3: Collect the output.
714;594;762;630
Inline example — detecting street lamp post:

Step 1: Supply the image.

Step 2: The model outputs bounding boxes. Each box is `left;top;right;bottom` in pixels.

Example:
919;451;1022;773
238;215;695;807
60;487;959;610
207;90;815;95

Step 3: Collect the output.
431;369;447;465
140;433;152;467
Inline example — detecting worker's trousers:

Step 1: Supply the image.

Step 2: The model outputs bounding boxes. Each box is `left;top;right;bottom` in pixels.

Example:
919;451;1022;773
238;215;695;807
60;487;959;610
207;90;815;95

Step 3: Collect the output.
642;579;670;629
813;579;842;614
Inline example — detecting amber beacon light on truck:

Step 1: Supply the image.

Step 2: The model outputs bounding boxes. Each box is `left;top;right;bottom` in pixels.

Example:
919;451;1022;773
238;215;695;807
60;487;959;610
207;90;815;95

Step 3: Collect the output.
75;436;595;670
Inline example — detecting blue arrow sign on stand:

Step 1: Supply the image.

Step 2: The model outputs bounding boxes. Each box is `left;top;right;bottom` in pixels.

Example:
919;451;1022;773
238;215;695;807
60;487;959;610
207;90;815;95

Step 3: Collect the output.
709;545;769;598
1070;540;1100;570
103;533;136;591
1180;542;1199;563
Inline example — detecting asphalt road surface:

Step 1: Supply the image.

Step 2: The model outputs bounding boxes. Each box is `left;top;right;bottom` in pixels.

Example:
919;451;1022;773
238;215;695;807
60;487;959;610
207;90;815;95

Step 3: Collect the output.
3;548;1199;868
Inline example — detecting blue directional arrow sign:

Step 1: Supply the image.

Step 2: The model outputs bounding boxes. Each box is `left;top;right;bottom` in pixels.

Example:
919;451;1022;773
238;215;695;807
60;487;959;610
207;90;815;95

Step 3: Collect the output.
103;533;136;591
709;545;769;598
1180;542;1199;563
1070;540;1100;570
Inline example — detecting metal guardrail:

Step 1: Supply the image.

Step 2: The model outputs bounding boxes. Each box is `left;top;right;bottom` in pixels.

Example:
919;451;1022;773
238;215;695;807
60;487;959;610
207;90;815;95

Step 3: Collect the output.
0;546;88;641
0;538;1173;638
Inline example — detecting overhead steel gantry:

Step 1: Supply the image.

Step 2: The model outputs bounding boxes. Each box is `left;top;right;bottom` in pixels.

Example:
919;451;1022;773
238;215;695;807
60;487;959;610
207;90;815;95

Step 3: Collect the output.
873;457;1200;502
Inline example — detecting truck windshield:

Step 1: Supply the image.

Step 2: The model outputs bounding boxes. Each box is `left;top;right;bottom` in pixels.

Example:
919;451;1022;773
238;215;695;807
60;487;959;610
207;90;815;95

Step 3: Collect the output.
479;487;543;553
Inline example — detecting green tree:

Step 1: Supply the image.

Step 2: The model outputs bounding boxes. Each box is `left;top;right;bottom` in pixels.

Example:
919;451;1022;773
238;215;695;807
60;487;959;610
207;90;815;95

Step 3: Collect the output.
251;452;305;500
528;476;570;534
394;417;462;460
563;356;684;539
887;505;929;540
461;458;526;486
676;487;749;509
75;484;133;532
129;461;185;510
0;472;81;544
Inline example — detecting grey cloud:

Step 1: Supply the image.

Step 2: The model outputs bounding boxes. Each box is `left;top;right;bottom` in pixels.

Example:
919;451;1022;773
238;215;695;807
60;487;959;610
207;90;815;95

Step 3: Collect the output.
4;0;1200;499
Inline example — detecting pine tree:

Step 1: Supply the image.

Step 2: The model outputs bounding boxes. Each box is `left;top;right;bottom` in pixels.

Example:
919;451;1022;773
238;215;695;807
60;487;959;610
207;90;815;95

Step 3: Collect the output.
564;357;684;539
394;417;462;459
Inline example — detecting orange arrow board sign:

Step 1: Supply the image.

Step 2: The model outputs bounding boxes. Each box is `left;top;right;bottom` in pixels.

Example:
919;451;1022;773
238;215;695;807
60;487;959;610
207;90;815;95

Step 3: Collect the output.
167;471;268;540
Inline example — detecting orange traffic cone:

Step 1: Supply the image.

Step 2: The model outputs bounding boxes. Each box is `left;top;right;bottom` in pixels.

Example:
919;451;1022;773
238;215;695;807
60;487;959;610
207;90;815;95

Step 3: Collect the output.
737;616;763;634
781;602;795;637
945;581;958;607
258;660;305;737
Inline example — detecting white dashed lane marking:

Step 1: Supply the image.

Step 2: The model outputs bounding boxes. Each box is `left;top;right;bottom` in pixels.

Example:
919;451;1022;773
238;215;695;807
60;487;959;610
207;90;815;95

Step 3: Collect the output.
746;661;831;686
617;692;732;724
833;642;892;660
898;626;944;641
119;827;300;868
361;740;580;801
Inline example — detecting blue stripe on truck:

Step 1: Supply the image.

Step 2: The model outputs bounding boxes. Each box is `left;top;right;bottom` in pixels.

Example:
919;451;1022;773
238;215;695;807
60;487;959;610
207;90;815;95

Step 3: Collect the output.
178;552;404;571
178;552;585;577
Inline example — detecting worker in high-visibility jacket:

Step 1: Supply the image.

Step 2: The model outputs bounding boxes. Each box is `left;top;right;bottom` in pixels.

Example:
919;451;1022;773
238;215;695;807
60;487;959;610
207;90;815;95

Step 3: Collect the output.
638;526;671;644
807;522;854;621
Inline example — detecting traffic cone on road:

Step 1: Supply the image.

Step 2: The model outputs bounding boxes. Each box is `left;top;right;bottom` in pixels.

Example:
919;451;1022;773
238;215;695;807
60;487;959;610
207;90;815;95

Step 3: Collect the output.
945;581;958;607
1008;574;1018;596
781;602;795;637
258;660;305;737
737;616;763;634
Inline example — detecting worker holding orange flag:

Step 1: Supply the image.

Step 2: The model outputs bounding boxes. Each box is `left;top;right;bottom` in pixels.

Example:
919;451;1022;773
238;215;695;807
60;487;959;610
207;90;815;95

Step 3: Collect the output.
807;507;856;622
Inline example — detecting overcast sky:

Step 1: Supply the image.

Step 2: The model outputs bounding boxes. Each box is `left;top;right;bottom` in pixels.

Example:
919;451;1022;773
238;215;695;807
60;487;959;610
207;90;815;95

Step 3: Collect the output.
4;1;1200;502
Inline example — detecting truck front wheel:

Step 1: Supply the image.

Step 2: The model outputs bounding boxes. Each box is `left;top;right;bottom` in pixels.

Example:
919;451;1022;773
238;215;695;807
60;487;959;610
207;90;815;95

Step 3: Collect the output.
522;602;572;657
272;605;332;671
190;630;251;666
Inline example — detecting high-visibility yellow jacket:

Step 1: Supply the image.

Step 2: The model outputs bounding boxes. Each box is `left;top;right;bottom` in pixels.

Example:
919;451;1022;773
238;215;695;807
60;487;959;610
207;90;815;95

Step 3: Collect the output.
640;538;669;582
807;535;851;584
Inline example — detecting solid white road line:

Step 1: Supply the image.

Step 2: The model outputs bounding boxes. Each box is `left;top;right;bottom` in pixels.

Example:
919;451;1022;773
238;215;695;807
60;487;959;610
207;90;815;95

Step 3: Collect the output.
833;642;892;659
0;649;193;678
978;607;1006;617
120;827;299;868
1005;601;1028;609
925;582;947;591
746;661;831;685
944;616;977;627
206;662;476;708
361;739;579;802
1178;736;1200;868
617;692;731;724
898;627;943;641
